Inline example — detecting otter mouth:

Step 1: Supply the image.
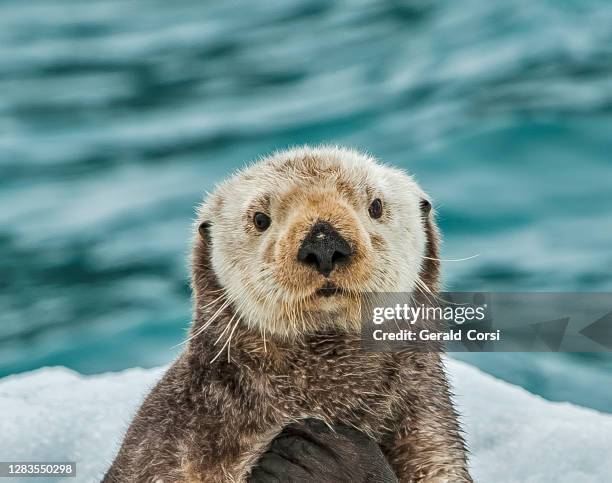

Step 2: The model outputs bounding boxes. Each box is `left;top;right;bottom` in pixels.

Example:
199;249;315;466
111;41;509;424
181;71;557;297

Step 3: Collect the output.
315;282;345;298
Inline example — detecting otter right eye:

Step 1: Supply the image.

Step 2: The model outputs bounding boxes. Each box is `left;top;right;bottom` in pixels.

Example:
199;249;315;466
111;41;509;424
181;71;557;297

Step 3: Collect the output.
253;212;271;231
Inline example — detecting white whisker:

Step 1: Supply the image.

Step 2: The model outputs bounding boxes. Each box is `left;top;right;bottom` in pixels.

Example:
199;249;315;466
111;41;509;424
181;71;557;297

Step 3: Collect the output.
424;254;479;262
211;314;242;363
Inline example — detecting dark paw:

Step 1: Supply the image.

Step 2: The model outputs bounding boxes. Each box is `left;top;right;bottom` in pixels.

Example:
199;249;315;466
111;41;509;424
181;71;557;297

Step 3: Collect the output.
249;419;398;483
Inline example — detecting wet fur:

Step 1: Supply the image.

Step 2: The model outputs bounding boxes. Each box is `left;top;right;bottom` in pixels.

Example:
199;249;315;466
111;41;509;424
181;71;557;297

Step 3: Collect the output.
104;147;471;482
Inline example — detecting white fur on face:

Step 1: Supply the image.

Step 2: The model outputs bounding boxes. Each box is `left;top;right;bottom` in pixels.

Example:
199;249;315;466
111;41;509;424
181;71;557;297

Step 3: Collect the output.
197;146;431;336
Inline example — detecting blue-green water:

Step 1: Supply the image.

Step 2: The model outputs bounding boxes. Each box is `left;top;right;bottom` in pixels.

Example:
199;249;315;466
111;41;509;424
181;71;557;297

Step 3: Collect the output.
1;0;611;412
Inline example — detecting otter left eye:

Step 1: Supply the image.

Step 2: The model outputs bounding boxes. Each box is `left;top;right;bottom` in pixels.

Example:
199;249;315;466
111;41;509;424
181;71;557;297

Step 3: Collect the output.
368;198;383;219
253;212;271;231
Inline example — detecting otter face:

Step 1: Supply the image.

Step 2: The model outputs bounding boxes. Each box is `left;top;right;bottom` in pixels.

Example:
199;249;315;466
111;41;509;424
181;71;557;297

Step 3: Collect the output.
196;146;435;337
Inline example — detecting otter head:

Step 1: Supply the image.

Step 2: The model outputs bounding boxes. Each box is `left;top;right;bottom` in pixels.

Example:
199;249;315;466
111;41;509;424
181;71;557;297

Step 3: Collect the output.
193;146;440;338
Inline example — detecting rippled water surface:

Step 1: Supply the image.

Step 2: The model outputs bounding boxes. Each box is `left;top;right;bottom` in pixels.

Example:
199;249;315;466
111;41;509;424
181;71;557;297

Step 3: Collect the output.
1;0;611;411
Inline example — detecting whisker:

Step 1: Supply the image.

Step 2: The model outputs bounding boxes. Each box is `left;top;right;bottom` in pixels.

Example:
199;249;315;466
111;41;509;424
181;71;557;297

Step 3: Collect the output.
424;254;479;262
213;310;238;346
211;314;241;363
415;276;463;307
175;294;234;347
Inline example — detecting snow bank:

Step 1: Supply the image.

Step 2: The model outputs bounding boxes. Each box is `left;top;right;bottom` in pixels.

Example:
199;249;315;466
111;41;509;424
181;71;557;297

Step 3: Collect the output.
0;360;610;482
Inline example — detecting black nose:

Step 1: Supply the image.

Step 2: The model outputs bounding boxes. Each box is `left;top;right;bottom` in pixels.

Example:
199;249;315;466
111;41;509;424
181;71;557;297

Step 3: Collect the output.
297;221;353;277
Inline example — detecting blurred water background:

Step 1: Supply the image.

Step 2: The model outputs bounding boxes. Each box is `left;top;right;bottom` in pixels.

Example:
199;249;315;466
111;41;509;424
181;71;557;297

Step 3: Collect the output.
1;0;611;412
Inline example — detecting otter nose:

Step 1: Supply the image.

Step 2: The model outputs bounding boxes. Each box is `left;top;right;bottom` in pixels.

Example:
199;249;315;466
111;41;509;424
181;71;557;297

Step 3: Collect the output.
297;221;353;277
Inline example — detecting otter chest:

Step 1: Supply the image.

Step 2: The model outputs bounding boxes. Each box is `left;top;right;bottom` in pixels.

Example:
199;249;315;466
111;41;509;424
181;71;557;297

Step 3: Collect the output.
275;340;406;432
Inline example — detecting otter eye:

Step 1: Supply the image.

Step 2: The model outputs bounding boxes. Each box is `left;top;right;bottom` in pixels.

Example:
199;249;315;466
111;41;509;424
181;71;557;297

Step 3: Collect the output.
368;198;383;219
253;212;271;231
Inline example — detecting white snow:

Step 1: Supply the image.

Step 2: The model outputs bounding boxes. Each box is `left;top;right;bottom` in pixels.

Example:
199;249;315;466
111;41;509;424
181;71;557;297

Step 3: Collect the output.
0;360;610;482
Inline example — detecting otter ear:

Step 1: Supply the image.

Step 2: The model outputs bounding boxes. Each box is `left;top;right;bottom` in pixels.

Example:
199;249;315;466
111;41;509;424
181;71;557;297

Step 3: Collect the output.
420;198;432;217
198;220;212;240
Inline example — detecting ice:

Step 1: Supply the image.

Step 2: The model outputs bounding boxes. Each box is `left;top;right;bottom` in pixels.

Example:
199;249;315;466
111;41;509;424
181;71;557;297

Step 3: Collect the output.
0;360;610;482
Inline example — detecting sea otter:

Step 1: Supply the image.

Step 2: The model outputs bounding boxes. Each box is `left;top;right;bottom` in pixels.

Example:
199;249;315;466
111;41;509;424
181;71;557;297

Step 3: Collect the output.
104;146;472;482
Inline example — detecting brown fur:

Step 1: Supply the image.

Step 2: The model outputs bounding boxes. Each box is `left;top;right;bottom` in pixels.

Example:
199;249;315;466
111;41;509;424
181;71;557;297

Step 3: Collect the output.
104;148;471;482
